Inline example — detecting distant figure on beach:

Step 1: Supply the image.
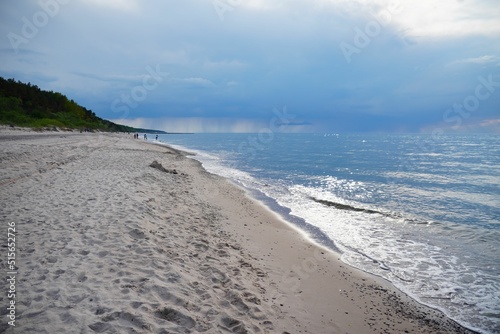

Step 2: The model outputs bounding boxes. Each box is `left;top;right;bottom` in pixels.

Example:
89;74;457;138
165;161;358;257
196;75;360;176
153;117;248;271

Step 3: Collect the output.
156;135;158;140
144;134;147;140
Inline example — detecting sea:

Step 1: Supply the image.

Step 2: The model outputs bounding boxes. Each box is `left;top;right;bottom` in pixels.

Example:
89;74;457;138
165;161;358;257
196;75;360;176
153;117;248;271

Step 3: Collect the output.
156;133;499;334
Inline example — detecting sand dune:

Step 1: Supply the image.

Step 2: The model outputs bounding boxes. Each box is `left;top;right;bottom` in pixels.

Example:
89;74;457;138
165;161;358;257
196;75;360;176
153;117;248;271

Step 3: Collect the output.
0;129;474;333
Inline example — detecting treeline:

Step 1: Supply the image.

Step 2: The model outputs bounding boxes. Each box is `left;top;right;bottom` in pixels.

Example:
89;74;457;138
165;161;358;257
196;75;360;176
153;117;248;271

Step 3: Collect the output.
0;76;136;132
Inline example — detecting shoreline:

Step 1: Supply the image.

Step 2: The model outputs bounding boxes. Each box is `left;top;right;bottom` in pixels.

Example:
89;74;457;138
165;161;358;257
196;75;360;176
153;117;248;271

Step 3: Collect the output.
156;138;482;334
0;130;477;333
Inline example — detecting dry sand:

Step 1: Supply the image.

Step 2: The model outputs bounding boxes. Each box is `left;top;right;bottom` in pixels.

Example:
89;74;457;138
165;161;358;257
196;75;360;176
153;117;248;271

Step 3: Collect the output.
0;129;475;333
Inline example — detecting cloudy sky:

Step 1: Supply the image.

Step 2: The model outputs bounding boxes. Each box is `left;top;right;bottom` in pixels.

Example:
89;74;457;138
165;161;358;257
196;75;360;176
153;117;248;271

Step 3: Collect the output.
1;0;499;133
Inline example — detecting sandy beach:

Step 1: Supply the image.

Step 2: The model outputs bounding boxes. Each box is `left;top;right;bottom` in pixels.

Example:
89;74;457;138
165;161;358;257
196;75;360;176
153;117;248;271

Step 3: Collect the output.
0;129;475;333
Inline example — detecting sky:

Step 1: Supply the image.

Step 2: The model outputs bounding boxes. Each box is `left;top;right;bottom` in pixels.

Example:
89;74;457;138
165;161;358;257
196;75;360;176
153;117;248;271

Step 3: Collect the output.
0;0;499;133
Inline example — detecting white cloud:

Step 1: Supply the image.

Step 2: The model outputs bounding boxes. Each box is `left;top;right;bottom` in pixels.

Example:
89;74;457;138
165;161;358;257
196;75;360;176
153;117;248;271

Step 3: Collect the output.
73;72;146;83
480;118;500;127
203;59;247;71
449;55;500;66
394;0;500;38
421;118;500;134
239;0;278;11
324;0;500;38
82;0;139;12
172;77;215;87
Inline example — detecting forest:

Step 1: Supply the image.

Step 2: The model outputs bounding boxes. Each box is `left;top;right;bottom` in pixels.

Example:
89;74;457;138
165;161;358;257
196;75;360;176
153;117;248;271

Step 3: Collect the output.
0;76;163;133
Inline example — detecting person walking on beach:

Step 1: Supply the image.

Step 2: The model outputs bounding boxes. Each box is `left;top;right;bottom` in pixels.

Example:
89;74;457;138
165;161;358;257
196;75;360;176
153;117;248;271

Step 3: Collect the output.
144;134;147;140
156;135;158;141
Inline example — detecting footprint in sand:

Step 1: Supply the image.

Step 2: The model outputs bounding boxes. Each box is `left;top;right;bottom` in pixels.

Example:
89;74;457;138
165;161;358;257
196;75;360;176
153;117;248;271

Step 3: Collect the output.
164;272;182;283
88;322;111;333
129;302;143;309
77;273;88;282
46;289;60;300
217;250;230;257
219;316;248;333
100;311;150;331
128;228;146;239
154;307;196;329
230;267;241;276
54;269;65;275
192;240;209;252
201;266;229;286
46;256;58;263
225;291;250;313
97;250;109;257
242;292;261;305
94;307;111;315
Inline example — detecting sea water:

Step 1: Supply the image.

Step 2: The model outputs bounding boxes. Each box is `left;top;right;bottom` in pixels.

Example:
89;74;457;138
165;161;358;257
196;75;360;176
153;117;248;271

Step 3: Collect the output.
157;133;499;334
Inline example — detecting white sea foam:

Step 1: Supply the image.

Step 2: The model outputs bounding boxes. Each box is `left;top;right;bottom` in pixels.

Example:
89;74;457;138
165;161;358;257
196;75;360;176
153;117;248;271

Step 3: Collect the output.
268;181;499;334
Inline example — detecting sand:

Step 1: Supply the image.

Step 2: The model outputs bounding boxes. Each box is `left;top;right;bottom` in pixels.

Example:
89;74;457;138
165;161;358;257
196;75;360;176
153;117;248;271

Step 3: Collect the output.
0;128;475;333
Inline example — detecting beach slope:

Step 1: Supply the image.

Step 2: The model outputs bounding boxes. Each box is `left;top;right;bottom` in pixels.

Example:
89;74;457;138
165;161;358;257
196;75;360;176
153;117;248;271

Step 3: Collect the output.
0;131;474;333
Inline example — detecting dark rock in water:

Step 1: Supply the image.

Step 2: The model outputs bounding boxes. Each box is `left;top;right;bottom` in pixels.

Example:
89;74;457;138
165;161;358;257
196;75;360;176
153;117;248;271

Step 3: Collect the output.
308;196;389;216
